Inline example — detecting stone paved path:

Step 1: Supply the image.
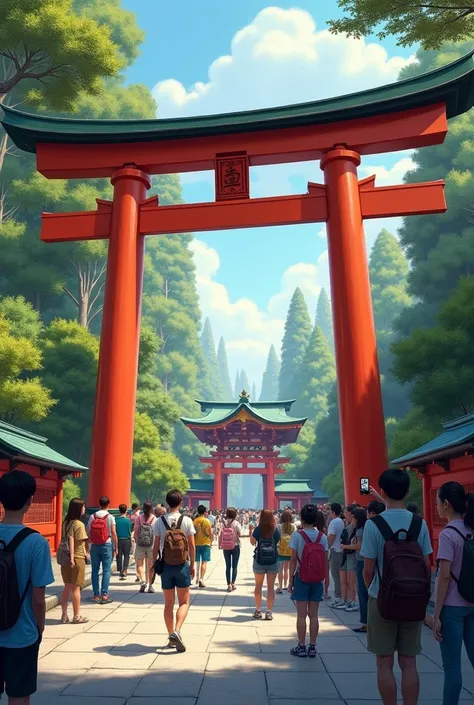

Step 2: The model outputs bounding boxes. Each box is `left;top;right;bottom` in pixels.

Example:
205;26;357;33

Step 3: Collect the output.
35;541;473;704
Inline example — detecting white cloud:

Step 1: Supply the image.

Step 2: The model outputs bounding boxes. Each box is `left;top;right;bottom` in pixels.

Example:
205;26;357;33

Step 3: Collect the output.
190;239;334;391
154;7;414;118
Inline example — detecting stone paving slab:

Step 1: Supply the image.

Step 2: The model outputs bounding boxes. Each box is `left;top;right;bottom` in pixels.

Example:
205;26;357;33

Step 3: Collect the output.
34;539;473;704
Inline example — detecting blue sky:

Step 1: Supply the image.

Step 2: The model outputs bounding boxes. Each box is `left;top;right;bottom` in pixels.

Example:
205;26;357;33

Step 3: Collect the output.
122;0;416;391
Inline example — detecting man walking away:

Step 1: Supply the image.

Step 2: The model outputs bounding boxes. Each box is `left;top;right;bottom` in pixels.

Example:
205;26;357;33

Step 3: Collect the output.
0;470;54;705
87;496;118;604
153;490;196;652
361;469;432;705
193;505;213;588
116;504;132;580
327;503;344;607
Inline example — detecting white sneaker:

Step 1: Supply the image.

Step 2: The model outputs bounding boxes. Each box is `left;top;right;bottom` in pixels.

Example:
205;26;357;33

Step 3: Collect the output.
329;598;343;608
334;601;349;609
345;602;359;612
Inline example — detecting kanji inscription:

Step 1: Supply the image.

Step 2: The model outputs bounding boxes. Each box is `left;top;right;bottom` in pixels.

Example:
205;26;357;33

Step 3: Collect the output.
215;152;249;201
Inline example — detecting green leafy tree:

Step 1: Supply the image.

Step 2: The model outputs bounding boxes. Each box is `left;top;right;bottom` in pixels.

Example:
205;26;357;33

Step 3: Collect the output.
260;345;280;400
392;276;474;419
217;337;233;399
0;304;54;423
315;288;333;348
322;464;345;504
279;288;312;400
285;422;316;478
63;477;82;514
0;295;42;340
32;319;99;464
303;383;341;485
328;0;474;49
293;325;336;421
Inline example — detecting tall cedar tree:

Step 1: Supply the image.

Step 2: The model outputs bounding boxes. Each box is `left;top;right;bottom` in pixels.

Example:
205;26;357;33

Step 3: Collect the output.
260;345;280;401
315;288;333;347
217;337;233;399
293;325;336;421
279;288;312;400
369;229;411;419
240;370;250;394
199;319;224;400
234;370;241;399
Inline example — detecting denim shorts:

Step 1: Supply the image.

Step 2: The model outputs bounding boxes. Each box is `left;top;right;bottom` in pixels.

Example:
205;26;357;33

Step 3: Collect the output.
291;574;324;602
196;545;211;562
253;559;279;574
161;562;191;590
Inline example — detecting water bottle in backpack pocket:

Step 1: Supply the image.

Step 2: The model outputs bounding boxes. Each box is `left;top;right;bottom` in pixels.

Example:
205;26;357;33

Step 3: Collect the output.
256;536;277;565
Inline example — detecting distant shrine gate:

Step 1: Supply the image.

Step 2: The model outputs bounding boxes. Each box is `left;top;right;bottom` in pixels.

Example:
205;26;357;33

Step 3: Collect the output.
181;392;307;509
3;53;474;507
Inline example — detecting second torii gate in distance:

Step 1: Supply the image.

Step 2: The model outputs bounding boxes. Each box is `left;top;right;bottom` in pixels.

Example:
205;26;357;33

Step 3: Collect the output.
3;52;474;507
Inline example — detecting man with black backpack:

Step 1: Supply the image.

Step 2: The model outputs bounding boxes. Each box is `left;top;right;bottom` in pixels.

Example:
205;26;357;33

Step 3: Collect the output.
152;489;196;653
361;469;432;705
0;470;54;704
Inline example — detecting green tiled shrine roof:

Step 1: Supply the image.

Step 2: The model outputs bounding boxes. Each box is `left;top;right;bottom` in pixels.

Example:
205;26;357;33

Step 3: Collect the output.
275;479;313;494
0;421;86;473
187;479;214;493
2;51;474;153
181;399;306;427
392;412;474;466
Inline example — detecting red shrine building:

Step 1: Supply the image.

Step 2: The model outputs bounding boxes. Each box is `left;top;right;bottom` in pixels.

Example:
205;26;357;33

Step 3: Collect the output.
181;392;306;509
0;421;85;551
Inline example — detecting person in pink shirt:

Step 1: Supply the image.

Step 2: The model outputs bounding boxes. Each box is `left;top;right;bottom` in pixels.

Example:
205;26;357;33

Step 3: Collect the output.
434;481;474;705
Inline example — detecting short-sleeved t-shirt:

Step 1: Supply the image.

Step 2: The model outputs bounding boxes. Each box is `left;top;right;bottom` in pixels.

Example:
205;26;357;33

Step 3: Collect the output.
360;509;432;599
436;519;473;607
328;517;344;552
153;512;196;555
64;519;88;559
194;516;212;546
87;510;116;545
0;525;54;648
289;528;328;563
116;515;132;540
252;526;281;546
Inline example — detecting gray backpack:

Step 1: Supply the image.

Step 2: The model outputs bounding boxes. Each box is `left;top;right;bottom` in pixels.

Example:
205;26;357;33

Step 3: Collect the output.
56;521;72;566
137;517;154;548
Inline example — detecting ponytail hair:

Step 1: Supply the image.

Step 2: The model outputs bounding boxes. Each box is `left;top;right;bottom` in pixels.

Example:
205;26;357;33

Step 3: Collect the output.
438;481;474;531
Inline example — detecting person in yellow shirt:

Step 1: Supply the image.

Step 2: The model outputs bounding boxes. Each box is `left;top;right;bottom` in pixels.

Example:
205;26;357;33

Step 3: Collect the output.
193;505;213;588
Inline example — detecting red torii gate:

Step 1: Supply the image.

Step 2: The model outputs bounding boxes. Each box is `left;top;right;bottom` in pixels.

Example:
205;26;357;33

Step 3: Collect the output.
2;52;473;507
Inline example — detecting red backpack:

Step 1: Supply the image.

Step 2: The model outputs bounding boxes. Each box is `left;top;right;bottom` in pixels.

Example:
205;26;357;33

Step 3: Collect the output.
298;530;326;583
89;513;110;545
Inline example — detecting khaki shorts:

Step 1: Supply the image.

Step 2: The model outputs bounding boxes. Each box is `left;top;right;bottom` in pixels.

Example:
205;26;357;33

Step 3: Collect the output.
367;597;422;657
135;545;154;562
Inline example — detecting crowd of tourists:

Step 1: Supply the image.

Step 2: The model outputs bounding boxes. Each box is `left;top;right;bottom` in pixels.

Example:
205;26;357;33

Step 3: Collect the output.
0;469;472;704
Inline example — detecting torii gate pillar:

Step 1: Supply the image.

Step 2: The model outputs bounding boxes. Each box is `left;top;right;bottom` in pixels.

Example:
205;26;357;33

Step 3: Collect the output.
87;167;151;508
321;148;387;504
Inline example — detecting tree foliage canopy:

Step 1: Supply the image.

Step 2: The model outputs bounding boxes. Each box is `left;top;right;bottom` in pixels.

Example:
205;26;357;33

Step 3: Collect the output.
328;0;474;49
279;287;312;400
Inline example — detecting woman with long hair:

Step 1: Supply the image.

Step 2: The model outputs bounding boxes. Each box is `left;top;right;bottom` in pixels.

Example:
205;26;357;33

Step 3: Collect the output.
277;509;296;593
134;500;157;593
220;507;242;591
434;482;474;705
250;508;281;620
60;497;89;624
349;507;368;633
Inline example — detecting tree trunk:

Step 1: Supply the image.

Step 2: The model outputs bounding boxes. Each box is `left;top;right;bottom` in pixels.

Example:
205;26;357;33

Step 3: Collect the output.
79;289;89;328
0;130;8;178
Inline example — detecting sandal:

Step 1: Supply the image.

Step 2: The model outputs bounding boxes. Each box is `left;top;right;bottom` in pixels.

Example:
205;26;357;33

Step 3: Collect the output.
227;585;233;592
60;613;69;624
265;611;273;621
231;584;236;591
253;609;263;619
276;587;283;594
72;615;89;624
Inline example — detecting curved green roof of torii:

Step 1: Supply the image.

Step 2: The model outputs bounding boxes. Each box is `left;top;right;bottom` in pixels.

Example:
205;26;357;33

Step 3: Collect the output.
181;395;306;428
1;51;474;153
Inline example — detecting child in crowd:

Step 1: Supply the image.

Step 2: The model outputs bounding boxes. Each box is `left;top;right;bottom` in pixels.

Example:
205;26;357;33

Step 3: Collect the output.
289;504;328;658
